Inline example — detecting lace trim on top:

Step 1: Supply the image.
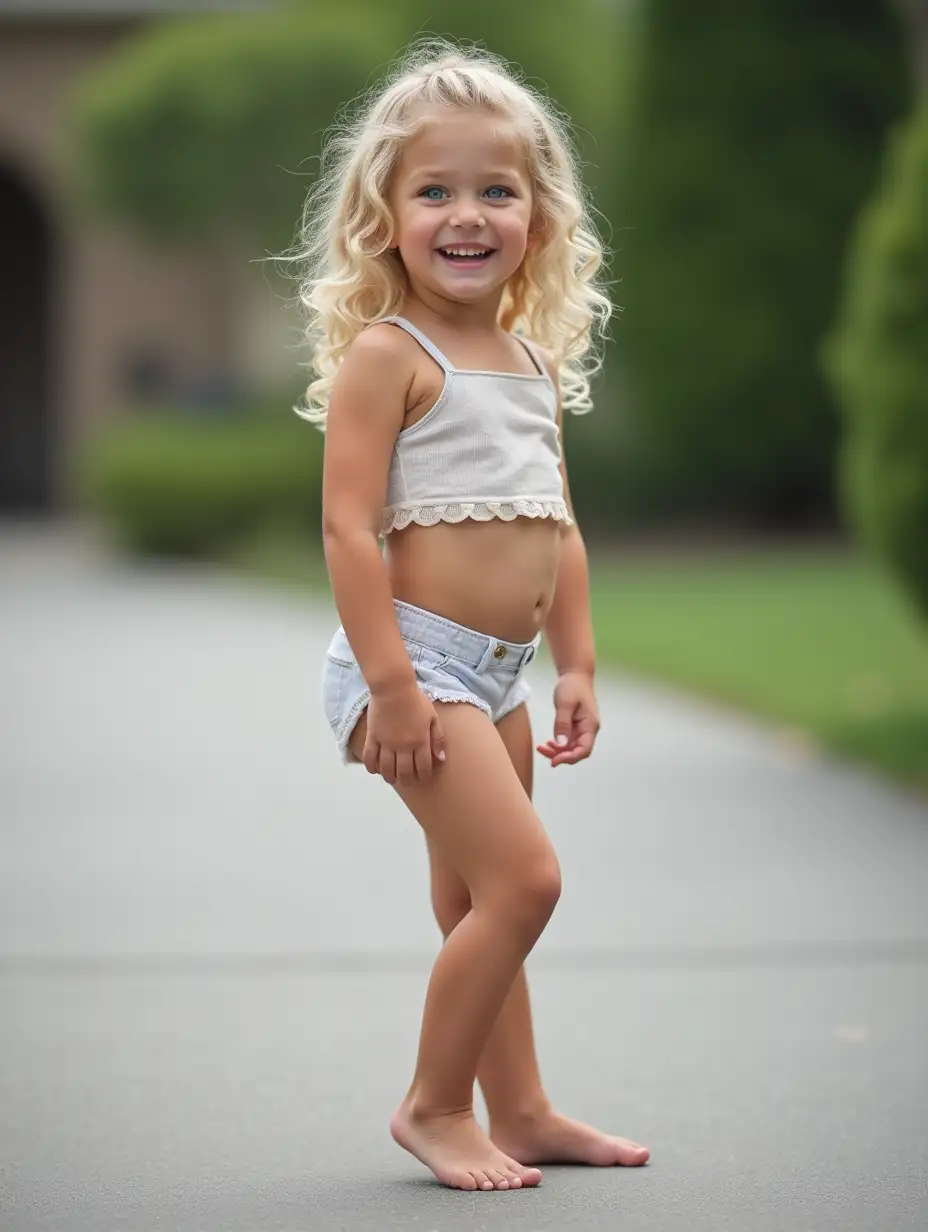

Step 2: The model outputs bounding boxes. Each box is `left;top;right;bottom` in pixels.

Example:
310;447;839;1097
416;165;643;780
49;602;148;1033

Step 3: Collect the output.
382;498;572;536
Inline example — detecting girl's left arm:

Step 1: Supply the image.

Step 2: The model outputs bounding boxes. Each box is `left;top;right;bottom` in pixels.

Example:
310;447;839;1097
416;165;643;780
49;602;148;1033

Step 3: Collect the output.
538;362;601;766
545;521;596;679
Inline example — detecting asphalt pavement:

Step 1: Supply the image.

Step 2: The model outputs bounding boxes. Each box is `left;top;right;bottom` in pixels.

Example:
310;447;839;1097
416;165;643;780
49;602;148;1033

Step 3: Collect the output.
2;522;927;1231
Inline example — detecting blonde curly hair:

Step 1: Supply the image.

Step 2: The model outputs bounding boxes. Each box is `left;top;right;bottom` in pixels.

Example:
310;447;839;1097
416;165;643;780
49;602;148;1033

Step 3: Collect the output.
293;38;612;429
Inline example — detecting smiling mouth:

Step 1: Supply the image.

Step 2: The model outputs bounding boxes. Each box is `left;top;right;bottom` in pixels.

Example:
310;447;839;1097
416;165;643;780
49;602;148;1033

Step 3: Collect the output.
437;246;496;262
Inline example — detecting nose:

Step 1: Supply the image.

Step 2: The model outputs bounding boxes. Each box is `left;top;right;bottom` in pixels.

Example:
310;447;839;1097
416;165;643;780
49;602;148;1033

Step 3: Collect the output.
450;197;486;229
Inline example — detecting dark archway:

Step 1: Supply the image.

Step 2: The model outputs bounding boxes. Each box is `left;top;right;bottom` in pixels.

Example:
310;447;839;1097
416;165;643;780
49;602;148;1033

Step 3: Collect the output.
0;165;54;513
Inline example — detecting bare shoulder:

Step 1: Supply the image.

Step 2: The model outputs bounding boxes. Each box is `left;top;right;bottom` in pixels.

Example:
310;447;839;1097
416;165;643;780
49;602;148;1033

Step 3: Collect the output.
338;322;420;383
326;323;420;437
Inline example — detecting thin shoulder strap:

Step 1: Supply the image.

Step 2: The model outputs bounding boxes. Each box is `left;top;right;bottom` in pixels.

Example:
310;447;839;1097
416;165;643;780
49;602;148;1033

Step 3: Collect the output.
379;316;454;373
514;334;546;376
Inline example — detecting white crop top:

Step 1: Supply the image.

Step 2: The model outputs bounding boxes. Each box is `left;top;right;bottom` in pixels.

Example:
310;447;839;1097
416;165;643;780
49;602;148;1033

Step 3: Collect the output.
377;316;572;536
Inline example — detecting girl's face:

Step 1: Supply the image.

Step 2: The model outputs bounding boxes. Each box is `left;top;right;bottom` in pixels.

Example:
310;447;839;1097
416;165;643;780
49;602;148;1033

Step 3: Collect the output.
388;107;534;308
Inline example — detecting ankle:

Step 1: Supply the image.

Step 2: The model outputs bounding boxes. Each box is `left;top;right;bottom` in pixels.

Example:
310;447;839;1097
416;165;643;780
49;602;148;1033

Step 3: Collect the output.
488;1097;552;1131
402;1090;474;1124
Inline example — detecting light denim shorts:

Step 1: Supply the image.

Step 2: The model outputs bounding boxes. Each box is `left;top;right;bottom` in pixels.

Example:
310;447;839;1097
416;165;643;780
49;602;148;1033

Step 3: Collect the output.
322;600;540;764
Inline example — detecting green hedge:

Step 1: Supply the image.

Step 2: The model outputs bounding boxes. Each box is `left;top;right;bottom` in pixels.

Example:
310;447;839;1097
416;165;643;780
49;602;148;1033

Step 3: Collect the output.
78;410;323;557
825;100;928;621
68;7;394;252
618;0;907;526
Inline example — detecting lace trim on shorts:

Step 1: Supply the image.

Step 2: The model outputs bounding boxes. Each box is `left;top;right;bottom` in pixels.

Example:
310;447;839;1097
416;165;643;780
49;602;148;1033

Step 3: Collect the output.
382;499;572;536
422;689;492;717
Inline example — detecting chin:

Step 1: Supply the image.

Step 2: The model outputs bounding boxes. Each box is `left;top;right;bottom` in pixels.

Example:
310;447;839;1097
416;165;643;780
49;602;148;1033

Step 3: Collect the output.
435;269;518;297
418;276;490;301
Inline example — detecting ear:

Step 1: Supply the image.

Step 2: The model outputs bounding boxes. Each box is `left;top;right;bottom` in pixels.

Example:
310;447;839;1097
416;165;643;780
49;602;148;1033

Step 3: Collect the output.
526;213;545;249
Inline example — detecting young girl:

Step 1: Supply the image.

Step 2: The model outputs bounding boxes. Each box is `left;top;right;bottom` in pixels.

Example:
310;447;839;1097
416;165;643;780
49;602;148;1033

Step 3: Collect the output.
298;39;650;1192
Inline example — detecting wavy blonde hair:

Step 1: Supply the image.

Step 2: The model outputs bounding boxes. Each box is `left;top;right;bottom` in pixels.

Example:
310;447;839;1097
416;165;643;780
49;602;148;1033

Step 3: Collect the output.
293;38;612;428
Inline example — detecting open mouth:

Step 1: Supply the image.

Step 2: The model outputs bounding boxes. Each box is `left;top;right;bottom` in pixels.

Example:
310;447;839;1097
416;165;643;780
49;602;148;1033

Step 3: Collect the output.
437;246;495;263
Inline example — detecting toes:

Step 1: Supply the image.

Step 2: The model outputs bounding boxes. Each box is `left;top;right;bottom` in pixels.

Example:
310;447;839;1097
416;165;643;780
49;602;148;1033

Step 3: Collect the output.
505;1171;523;1189
475;1171;495;1191
519;1165;544;1187
615;1138;650;1166
486;1168;510;1190
503;1153;530;1180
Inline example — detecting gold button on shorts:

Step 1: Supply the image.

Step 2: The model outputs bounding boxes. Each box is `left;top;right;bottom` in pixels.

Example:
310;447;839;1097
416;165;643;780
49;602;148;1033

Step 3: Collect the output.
493;644;507;660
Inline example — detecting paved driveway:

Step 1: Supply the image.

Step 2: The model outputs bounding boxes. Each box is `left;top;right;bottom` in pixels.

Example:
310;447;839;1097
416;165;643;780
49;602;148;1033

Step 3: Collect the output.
2;524;927;1231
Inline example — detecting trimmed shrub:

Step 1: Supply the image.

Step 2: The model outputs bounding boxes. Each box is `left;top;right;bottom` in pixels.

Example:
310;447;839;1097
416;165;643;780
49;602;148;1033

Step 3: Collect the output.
78;410;323;558
619;0;907;525
825;100;928;620
68;7;393;252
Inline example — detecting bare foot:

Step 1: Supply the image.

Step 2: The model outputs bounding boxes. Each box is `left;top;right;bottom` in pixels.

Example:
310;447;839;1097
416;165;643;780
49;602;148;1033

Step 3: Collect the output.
490;1107;650;1167
391;1100;544;1191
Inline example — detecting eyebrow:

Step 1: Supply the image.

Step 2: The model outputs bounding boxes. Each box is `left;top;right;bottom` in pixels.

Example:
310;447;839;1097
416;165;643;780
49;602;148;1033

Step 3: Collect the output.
411;168;523;180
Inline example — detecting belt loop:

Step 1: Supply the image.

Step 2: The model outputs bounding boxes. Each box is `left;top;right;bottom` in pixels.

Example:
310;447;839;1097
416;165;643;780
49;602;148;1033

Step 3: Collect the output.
474;637;495;674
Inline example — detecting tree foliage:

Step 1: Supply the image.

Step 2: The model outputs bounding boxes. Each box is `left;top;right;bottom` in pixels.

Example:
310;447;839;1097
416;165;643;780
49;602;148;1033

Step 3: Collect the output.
825;100;928;619
618;0;907;525
68;5;395;251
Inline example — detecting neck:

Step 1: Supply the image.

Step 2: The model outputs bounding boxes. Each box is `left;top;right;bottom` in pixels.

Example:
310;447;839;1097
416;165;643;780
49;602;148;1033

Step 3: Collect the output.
403;283;505;333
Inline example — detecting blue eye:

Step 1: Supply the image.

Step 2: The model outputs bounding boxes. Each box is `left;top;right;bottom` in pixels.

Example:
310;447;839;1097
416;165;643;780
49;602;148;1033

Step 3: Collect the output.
420;186;448;201
485;186;512;199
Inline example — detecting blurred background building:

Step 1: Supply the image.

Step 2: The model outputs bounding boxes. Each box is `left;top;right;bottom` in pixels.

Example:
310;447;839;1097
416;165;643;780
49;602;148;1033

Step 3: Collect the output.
0;0;272;514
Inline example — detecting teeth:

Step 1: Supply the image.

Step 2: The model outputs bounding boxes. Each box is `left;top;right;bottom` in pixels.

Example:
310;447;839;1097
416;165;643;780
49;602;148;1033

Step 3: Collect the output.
441;248;491;257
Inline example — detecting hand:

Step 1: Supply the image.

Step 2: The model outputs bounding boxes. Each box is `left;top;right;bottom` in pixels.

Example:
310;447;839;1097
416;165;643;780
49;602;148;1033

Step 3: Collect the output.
537;670;600;767
364;680;446;785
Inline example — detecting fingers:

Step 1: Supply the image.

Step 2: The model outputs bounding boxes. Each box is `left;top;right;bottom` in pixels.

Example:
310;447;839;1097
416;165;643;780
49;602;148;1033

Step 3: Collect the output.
537;719;599;767
399;715;447;784
367;733;445;786
362;738;380;776
379;746;397;785
553;706;574;748
397;749;418;785
395;715;446;785
540;702;585;767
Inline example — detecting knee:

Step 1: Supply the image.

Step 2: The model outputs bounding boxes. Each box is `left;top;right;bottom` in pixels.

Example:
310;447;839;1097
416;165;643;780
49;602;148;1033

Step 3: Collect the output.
500;855;562;933
529;856;563;921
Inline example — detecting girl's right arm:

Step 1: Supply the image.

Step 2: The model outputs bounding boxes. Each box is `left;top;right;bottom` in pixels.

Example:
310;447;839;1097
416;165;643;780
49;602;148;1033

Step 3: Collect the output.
321;327;445;783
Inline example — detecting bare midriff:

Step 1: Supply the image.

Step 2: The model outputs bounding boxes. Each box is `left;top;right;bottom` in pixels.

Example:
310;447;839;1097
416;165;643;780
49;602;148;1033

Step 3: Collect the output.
385;515;563;645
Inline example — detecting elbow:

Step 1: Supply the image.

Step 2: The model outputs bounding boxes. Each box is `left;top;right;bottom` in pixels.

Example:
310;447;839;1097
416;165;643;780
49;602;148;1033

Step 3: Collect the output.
321;510;342;545
321;513;379;555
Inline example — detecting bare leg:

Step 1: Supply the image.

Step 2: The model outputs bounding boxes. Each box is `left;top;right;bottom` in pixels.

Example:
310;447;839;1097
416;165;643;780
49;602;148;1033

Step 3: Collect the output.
349;704;553;1192
426;704;650;1168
